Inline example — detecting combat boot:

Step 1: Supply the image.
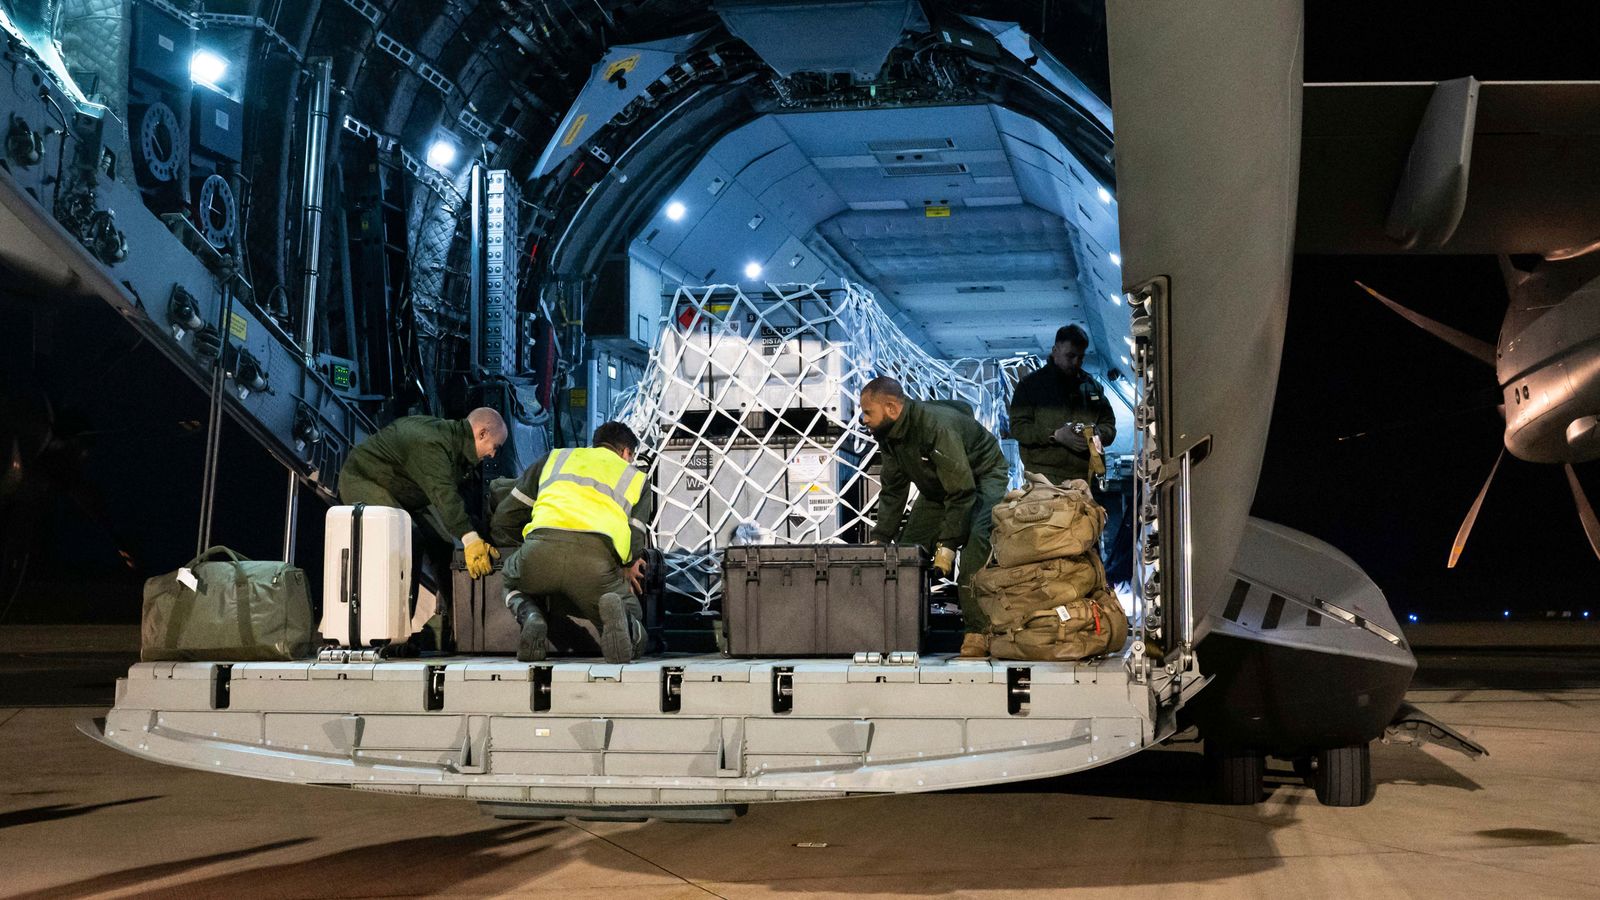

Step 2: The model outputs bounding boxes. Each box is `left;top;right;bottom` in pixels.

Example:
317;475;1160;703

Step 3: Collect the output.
597;592;645;664
507;591;548;662
958;632;990;658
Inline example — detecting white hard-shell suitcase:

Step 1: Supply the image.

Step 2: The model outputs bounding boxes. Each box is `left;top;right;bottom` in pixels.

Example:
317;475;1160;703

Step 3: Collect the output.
320;504;413;647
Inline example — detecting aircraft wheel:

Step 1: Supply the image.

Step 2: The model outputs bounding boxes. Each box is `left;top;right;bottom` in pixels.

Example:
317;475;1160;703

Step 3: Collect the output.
1313;742;1375;807
1207;742;1264;805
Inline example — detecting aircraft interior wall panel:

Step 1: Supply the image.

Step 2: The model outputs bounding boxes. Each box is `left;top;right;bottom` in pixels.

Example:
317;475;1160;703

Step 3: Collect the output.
709;115;794;176
0;64;369;485
757;167;848;236
668;183;786;282
729;142;813;198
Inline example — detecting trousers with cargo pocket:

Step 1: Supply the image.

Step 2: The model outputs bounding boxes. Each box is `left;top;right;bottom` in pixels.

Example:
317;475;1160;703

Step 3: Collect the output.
502;529;648;657
898;471;1010;632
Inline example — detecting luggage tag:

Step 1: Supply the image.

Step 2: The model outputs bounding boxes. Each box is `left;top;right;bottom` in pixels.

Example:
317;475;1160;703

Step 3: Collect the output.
1054;605;1071;621
177;567;200;592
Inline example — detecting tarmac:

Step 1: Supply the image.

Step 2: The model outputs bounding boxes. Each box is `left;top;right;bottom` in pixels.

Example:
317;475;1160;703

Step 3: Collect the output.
4;625;1600;899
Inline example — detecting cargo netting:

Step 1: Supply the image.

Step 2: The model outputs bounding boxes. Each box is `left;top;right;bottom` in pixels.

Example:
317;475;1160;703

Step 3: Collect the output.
616;281;1039;609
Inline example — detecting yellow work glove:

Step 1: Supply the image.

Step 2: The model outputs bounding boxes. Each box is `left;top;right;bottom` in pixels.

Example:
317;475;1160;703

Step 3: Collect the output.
464;535;499;579
932;545;956;579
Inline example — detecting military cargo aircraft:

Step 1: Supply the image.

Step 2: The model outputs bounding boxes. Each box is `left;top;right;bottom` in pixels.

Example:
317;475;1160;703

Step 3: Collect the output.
1;0;1586;817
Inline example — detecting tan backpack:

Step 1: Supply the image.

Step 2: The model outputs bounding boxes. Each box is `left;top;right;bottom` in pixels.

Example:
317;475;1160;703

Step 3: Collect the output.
989;474;1107;567
987;585;1129;662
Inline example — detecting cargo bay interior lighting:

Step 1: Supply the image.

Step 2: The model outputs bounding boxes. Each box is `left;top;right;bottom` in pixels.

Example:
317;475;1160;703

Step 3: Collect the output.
665;201;686;221
426;138;458;170
1097;187;1113;204
190;49;228;89
1109;252;1122;267
744;261;763;280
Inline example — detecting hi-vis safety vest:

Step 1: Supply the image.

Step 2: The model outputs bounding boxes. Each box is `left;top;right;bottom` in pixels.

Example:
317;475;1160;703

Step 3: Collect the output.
524;448;646;561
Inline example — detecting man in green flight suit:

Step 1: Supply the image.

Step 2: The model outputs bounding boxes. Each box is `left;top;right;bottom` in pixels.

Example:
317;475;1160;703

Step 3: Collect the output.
1008;325;1118;484
338;408;509;634
500;421;653;664
860;376;1009;658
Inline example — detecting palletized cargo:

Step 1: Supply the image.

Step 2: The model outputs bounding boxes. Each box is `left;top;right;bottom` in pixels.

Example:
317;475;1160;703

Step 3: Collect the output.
319;504;413;648
722;543;927;656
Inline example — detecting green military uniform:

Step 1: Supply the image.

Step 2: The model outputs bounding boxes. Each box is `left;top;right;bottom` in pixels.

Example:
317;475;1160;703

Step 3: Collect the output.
338;416;481;542
869;398;1009;632
500;449;653;660
1007;365;1117;483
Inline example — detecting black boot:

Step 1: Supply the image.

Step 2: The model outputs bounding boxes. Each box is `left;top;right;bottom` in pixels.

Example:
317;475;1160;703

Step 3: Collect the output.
597;592;645;664
507;591;548;662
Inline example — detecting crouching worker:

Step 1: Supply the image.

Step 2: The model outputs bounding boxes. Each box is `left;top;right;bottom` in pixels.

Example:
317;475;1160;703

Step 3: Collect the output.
502;421;652;663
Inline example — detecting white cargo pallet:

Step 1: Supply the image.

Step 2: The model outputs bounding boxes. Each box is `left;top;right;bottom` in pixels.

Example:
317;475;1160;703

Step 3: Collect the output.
86;648;1189;811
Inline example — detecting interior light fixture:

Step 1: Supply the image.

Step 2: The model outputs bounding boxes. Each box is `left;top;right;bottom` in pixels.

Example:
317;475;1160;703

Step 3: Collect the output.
1108;292;1122;306
190;49;229;88
1109;252;1122;267
665;201;686;221
1096;187;1112;204
743;261;763;280
426;138;458;169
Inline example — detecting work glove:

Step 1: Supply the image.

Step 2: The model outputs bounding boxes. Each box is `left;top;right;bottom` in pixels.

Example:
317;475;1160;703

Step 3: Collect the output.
464;534;500;579
932;545;956;579
1053;422;1089;451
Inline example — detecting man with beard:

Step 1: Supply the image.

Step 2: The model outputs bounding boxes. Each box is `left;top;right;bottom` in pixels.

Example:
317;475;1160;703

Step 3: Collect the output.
1008;325;1117;484
860;376;1009;657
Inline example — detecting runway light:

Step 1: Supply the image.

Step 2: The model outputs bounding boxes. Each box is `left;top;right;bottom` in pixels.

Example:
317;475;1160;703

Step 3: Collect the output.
1503;609;1512;618
665;201;686;221
426;139;458;169
1407;613;1419;623
190;49;228;88
1109;252;1122;267
1097;187;1112;205
743;261;763;280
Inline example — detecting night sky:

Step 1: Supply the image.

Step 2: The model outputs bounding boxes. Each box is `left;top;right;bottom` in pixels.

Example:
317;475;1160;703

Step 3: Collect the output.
3;2;1598;625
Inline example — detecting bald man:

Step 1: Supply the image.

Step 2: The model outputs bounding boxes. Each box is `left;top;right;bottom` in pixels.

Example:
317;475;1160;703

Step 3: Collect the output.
339;407;508;579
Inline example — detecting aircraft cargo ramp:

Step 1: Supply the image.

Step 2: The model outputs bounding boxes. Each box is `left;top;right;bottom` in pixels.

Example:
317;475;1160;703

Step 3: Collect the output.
83;646;1197;816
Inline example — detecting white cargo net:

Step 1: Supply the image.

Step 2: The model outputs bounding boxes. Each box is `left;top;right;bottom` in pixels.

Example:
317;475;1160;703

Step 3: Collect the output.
616;281;1038;607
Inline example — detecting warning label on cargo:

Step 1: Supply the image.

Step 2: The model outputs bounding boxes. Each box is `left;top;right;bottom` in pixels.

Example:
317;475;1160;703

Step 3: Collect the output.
790;452;827;483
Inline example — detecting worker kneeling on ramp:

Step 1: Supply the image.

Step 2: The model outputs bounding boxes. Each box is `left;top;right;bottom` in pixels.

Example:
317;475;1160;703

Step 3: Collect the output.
503;421;651;663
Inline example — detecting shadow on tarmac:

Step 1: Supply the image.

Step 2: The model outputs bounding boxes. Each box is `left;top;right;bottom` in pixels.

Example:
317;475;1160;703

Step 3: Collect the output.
0;796;159;831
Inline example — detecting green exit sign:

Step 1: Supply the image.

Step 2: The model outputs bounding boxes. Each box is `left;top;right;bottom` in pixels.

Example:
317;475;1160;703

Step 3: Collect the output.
331;363;352;389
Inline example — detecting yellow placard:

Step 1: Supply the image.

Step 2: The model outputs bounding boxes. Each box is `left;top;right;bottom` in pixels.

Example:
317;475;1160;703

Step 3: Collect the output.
561;113;589;147
925;206;951;218
570;388;589;408
228;312;248;340
605;54;641;80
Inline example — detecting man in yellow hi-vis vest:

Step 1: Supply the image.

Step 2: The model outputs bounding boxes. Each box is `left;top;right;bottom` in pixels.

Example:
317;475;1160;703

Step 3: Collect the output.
502;421;652;663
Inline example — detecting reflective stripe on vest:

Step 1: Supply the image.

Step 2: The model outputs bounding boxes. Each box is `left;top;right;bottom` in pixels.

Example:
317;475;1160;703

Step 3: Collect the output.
523;448;645;561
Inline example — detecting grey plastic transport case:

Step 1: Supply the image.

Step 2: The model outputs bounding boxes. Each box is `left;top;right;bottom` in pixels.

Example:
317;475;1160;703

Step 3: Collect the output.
722;543;928;656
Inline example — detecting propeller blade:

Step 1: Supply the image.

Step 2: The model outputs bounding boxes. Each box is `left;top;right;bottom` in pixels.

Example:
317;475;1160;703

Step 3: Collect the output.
1449;448;1505;568
1565;464;1600;563
1355;281;1497;367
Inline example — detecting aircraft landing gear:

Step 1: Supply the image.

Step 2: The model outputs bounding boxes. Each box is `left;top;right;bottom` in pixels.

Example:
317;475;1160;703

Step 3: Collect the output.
1206;742;1264;805
1310;742;1376;807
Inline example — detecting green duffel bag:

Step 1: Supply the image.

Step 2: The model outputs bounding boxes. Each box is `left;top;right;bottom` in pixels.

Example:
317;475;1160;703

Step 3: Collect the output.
990;474;1107;567
989;587;1129;663
141;546;315;661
